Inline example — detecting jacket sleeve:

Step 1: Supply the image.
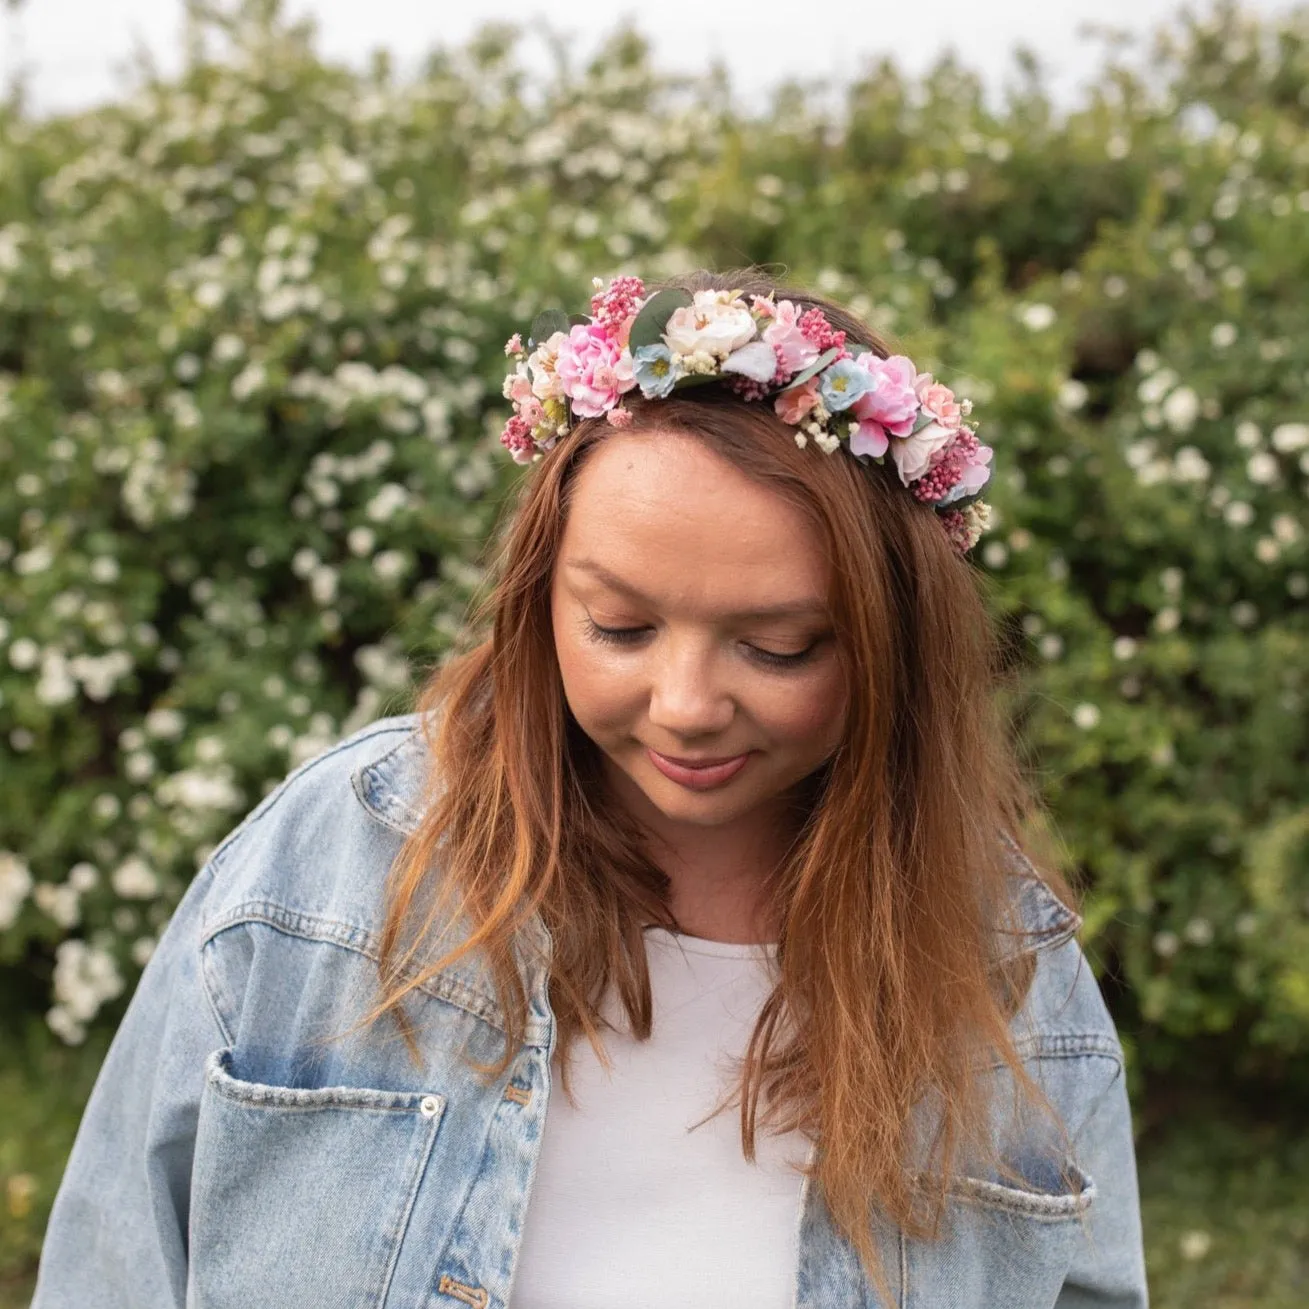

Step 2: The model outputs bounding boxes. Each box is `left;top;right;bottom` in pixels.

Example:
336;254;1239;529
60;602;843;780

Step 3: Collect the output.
31;844;234;1309
1055;1053;1150;1308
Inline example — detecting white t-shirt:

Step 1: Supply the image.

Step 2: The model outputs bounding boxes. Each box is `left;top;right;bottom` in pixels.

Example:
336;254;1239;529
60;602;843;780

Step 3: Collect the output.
511;927;810;1309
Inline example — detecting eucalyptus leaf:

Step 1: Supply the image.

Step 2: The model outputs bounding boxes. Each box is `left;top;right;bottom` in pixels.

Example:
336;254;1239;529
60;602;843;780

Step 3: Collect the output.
628;288;692;353
529;309;569;346
784;347;840;390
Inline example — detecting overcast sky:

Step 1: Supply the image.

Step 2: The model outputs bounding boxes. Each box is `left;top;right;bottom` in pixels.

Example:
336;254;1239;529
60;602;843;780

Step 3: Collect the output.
4;0;1301;117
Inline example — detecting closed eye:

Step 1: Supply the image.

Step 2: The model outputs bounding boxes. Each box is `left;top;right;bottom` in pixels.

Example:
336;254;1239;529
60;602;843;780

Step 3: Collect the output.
584;619;818;669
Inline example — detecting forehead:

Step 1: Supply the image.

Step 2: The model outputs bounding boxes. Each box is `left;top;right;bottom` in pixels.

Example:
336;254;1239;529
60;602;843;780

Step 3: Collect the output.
558;431;829;609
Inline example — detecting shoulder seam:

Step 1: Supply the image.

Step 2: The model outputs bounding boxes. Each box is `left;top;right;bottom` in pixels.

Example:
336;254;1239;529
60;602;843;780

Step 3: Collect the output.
201;718;420;877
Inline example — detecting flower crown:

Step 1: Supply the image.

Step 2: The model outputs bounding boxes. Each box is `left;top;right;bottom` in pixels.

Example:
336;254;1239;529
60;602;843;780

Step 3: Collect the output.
500;276;995;555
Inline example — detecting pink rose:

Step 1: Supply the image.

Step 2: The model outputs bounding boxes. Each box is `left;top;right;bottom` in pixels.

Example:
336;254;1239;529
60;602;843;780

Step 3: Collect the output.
762;300;821;375
554;323;636;418
953;440;993;497
848;353;920;448
774;377;821;425
914;374;963;431
889;419;957;486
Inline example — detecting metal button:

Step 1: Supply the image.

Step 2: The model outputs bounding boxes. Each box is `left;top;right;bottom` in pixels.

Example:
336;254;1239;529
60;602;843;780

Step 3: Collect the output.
420;1094;440;1118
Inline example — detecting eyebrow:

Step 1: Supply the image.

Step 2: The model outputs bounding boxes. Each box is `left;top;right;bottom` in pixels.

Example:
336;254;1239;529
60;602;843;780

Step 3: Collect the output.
564;559;827;621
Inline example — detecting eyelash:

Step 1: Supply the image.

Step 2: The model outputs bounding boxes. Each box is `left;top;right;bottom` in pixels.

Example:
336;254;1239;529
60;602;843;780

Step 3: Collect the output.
584;619;817;670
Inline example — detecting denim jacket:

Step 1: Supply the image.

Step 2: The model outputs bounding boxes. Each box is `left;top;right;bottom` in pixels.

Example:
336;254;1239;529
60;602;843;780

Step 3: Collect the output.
35;714;1148;1309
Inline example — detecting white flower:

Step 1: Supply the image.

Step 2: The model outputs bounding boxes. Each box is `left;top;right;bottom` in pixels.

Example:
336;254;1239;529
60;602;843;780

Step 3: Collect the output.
8;637;40;671
1172;447;1210;482
1113;637;1138;660
1162;386;1200;433
0;852;34;929
526;331;567;402
1270;422;1308;453
144;707;186;739
68;862;99;893
1153;930;1180;958
52;939;124;1026
231;362;267;402
1019;303;1056;332
1073;703;1101;730
1056;380;1088;412
1247;452;1279;485
663;292;756;359
111;855;159;899
33;882;81;928
890;420;955;485
1210;322;1237;349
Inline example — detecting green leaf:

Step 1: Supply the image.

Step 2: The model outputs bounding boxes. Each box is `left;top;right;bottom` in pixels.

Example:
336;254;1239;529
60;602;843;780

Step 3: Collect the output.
529;309;569;346
628;288;692;352
784;347;840;389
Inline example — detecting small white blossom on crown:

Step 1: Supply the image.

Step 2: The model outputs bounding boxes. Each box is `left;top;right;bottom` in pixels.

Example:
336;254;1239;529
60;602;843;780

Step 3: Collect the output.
501;276;995;555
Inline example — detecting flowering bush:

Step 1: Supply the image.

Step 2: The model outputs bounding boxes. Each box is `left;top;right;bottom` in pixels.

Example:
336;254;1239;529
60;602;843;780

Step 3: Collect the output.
1;1;1307;1086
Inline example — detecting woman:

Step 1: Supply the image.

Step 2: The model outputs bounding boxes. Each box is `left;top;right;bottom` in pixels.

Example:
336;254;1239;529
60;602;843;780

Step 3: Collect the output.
35;271;1147;1308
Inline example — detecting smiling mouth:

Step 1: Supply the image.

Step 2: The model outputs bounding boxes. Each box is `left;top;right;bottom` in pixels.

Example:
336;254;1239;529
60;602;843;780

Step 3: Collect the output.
646;747;753;791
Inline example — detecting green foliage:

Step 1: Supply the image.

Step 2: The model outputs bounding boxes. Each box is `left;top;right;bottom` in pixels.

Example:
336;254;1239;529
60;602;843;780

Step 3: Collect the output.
1139;1101;1309;1307
0;0;1306;1091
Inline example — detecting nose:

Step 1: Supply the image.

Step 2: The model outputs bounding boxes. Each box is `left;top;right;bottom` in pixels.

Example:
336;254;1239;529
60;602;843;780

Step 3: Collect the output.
646;635;735;740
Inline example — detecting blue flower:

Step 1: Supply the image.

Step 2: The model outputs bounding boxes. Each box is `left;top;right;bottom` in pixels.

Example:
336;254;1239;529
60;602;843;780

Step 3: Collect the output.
634;344;680;398
818;358;874;413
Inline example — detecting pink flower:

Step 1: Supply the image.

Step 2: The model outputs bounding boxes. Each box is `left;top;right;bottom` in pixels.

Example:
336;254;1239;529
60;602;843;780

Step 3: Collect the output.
889;419;957;486
797;308;846;354
500;415;536;464
590;276;646;332
504;333;524;356
910;428;992;504
914;373;964;431
555;323;636;418
503;363;545;428
606;406;634;428
762;300;820;375
774;377;821;425
848;354;921;457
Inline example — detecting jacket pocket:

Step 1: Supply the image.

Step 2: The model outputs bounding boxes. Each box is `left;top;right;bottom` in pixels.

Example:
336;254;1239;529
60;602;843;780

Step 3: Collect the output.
905;1160;1095;1307
188;1048;445;1309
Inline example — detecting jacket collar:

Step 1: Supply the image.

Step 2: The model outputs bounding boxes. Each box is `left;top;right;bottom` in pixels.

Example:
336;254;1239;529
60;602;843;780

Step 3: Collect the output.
351;720;1081;963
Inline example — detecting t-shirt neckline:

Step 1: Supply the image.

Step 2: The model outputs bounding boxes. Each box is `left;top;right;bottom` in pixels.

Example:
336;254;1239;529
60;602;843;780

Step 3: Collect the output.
642;925;778;960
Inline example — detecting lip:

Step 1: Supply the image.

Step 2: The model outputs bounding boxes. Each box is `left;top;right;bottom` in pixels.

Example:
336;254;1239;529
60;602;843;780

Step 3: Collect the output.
646;747;752;791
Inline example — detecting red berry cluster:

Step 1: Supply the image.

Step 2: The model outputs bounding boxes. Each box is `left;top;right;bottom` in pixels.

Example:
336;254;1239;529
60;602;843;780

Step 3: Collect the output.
590;276;647;332
911;427;981;504
500;415;534;457
797;308;847;355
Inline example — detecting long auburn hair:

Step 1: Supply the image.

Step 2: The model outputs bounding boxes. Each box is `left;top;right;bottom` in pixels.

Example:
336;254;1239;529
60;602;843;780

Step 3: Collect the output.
355;269;1077;1298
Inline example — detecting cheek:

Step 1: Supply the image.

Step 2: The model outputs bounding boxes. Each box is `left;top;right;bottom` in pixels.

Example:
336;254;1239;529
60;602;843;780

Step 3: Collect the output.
553;621;641;732
752;665;848;755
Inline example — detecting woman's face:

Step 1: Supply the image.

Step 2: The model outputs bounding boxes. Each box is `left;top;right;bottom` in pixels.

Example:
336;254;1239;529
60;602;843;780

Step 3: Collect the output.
551;430;848;835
